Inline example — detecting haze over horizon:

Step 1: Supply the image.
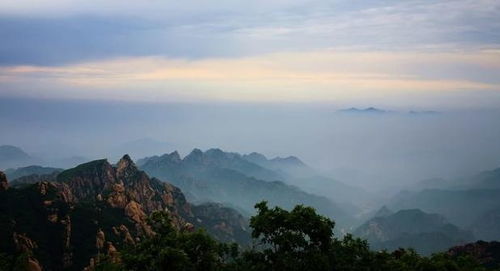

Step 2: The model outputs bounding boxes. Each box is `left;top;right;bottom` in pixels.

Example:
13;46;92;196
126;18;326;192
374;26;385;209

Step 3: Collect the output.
1;0;500;191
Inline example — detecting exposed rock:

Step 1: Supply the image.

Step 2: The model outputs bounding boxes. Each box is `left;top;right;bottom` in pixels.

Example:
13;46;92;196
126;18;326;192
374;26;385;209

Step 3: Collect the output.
107;242;120;263
12;233;43;271
0;171;9;191
27;258;43;271
125;201;147;223
114;225;135;245
1;154;250;270
13;232;38;253
96;230;106;250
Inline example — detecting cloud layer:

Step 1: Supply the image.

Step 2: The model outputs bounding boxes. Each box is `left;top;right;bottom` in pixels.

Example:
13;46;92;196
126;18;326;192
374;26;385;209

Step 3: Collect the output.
0;0;499;106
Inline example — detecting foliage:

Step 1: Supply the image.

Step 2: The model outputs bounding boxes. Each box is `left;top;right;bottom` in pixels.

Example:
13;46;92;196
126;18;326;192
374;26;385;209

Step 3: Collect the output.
99;211;239;271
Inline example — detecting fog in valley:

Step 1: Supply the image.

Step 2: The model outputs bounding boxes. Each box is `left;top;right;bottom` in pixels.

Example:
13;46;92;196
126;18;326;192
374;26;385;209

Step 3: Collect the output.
2;97;499;194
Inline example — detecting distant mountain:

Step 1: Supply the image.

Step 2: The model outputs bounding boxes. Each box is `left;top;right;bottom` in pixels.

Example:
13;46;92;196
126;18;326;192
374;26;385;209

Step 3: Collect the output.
388;188;500;242
5;165;62;181
242;152;311;178
0;155;250;270
242;151;373;212
139;148;355;229
388;189;500;227
470;209;500;241
462;167;500;189
0;145;35;169
338;107;387;114
372;206;393;218
411;166;500;191
354;209;474;255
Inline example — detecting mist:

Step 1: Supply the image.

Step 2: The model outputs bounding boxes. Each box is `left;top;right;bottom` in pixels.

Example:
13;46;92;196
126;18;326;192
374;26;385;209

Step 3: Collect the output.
2;97;499;192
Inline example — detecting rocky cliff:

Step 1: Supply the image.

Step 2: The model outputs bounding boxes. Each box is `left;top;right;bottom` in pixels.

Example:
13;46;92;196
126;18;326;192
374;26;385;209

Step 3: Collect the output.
0;155;250;271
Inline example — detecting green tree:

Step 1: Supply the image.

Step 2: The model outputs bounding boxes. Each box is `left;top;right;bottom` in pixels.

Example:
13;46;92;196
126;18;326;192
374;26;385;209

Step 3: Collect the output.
118;211;237;271
241;201;335;271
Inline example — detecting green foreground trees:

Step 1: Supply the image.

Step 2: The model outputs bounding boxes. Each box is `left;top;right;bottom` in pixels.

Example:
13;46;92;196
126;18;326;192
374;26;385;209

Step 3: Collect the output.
98;202;495;271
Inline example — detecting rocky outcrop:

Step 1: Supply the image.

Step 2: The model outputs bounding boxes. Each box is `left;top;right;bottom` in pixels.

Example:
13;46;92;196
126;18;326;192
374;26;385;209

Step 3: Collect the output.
12;233;43;271
0;154;250;271
0;171;8;191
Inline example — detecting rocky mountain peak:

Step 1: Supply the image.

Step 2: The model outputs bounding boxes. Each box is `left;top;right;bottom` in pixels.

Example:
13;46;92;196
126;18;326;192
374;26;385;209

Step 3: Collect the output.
271;156;305;166
243;152;268;163
168;151;182;162
184;148;204;164
0;171;8;191
116;154;138;178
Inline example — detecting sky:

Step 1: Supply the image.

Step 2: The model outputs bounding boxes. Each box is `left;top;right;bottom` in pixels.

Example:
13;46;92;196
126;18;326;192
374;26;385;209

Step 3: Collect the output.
1;0;500;191
0;0;499;106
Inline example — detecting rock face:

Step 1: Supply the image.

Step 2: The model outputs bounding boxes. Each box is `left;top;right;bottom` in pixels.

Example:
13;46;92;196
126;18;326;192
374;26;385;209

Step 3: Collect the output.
354;209;474;255
0;155;250;271
0;171;8;191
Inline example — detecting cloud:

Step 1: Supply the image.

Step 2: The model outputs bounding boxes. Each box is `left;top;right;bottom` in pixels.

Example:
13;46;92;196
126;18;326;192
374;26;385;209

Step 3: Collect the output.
1;49;499;105
0;0;499;65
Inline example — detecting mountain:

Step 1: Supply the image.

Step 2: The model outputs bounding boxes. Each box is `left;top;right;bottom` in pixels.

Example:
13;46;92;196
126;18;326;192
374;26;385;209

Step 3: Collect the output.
388;188;500;240
338;107;387;114
0;171;7;191
470;209;500;241
139;149;355;229
242;151;373;212
242;152;311;178
372;206;393;218
354;209;474;255
411;166;500;191
0;145;35;170
5;165;63;181
0;155;250;270
109;138;173;160
461;167;500;189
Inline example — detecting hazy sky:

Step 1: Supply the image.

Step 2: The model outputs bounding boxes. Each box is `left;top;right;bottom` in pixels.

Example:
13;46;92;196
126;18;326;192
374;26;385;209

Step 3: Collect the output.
1;1;500;191
0;0;499;107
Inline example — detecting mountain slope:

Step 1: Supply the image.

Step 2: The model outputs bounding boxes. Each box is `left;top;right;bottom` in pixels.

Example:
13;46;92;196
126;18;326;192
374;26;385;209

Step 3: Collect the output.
0;145;35;169
139;149;355;229
242;152;374;211
5;165;63;181
0;155;250;270
388;189;500;229
354;209;473;255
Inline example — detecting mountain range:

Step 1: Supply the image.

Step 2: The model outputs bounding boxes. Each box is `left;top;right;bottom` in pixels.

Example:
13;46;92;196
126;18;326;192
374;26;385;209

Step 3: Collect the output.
138;148;356;229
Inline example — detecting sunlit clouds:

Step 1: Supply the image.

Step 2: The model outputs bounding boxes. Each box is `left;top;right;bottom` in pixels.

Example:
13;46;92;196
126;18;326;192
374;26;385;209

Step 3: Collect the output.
1;49;499;104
